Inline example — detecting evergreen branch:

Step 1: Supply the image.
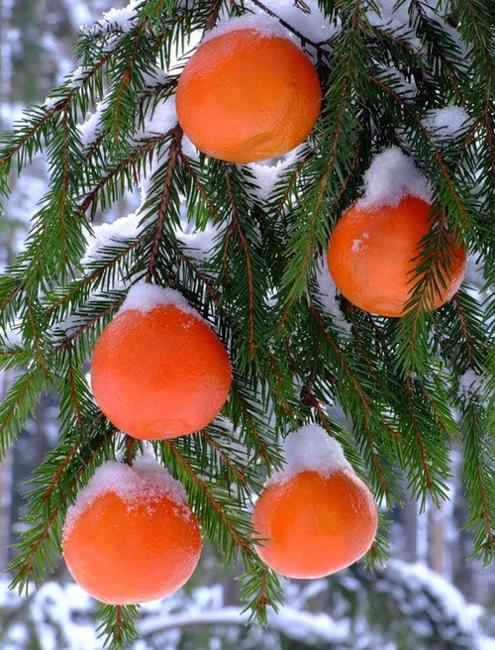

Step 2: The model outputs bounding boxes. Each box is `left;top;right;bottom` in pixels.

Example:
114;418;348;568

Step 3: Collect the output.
462;401;495;564
224;170;256;357
404;375;434;502
201;430;250;489
165;441;252;554
308;304;395;501
96;603;139;650
452;294;475;368
229;383;278;466
0;48;114;175
79;132;171;215
205;0;225;31
179;152;223;222
146;124;183;281
0;367;47;461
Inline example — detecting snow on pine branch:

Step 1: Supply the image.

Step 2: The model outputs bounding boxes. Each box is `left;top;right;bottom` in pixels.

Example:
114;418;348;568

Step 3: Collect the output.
82;212;143;265
315;257;352;333
243;0;339;48
81;0;142;36
423;106;471;141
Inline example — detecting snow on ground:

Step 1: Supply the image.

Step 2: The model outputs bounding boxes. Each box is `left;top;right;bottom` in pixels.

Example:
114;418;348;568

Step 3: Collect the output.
0;557;491;649
267;424;351;486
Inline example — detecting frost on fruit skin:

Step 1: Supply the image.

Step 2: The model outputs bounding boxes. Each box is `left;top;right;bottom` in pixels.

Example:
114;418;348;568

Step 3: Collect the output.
202;15;296;47
63;457;190;540
118;281;204;321
267;424;351;486
356;146;432;211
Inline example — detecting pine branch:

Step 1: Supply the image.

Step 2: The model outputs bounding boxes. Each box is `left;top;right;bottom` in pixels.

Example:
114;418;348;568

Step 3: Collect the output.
146;124;183;281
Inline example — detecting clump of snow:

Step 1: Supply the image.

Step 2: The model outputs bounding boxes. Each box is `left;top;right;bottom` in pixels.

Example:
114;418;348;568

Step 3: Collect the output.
423;106;470;139
135;96;178;141
366;0;420;49
118;281;202;320
459;369;485;398
90;0;141;33
368;0;410;28
245;0;339;46
267;424;351;486
78;101;106;148
141;67;170;89
315;256;351;333
44;96;61;111
1;322;23;347
247;145;304;201
177;222;222;261
82;212;143;265
63;456;189;539
203;15;296;47
356;147;432;210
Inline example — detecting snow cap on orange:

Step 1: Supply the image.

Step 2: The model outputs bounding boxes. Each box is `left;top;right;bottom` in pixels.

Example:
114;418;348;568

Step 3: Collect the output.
266;423;351;486
327;148;466;317
91;282;232;440
253;425;378;579
62;456;202;604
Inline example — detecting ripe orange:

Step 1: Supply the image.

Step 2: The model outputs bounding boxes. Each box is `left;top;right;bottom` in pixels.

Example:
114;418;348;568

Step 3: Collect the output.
327;196;466;317
62;461;202;604
252;469;377;579
91;303;232;440
176;27;321;163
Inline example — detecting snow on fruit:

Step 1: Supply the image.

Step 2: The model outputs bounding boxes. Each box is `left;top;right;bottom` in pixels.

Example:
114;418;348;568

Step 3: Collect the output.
62;457;202;604
91;283;232;440
176;17;321;163
327;149;466;317
252;425;378;579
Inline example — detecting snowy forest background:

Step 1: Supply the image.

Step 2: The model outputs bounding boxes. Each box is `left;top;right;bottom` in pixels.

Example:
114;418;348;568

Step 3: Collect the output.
0;0;495;648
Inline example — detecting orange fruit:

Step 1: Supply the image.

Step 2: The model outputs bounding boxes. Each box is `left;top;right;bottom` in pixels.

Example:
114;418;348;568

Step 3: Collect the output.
176;27;321;163
252;469;377;579
62;459;202;604
327;196;466;317
91;293;232;440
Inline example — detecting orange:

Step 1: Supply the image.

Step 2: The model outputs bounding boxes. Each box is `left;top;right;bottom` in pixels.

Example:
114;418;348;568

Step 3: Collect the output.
252;470;377;579
327;196;466;317
62;460;202;604
176;27;321;163
91;303;232;440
